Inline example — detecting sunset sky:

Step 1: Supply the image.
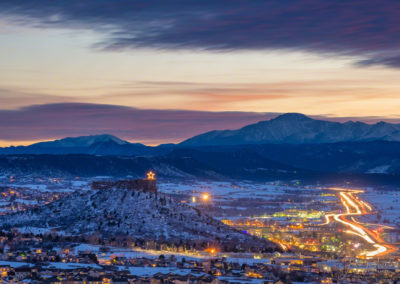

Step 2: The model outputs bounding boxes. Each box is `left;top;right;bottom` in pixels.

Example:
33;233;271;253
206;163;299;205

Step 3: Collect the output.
1;1;400;146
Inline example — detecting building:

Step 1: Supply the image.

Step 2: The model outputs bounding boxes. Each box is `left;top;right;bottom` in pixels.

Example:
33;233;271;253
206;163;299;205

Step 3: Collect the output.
91;171;157;193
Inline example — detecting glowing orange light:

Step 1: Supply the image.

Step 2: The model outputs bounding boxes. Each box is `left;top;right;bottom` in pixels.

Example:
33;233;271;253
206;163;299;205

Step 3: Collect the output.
202;193;209;201
205;248;217;254
146;171;156;180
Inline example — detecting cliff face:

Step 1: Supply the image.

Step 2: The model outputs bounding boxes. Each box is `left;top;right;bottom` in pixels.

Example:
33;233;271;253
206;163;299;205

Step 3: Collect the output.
91;179;157;192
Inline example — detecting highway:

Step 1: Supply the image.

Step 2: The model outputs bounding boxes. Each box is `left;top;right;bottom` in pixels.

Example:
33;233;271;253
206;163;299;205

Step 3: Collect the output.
324;188;397;258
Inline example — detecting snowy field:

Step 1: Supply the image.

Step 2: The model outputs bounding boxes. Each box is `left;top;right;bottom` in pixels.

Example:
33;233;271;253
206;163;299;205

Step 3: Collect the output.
362;189;400;226
158;180;400;222
158;180;304;199
158;180;337;219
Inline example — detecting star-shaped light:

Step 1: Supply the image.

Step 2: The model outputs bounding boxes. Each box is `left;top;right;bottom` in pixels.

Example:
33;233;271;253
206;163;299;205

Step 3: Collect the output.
146;171;156;180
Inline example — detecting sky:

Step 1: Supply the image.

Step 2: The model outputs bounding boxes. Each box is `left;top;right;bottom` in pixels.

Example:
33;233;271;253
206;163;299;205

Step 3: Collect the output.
1;1;400;146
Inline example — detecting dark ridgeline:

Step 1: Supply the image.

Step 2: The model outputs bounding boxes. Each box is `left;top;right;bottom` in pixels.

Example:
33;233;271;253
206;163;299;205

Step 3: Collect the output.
91;178;157;192
3;141;400;186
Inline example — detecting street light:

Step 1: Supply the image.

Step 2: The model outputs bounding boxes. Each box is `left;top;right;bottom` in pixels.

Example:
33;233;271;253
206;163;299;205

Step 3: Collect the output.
202;193;210;201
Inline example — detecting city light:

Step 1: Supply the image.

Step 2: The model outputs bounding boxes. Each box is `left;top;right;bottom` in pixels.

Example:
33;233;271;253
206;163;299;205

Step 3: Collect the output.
205;247;218;254
326;188;397;258
202;193;210;201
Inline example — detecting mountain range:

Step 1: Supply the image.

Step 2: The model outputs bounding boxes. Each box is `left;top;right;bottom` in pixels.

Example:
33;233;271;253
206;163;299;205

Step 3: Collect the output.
2;113;400;184
181;113;400;146
0;134;173;156
2;113;400;156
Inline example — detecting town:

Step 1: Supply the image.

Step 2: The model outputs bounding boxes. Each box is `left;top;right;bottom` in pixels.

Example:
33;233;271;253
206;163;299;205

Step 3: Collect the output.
0;230;400;283
2;1;400;282
0;173;399;283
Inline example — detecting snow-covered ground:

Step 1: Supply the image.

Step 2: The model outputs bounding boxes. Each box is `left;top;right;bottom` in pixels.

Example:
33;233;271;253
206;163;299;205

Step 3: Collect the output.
1;175;398;250
158;180;336;219
362;189;400;226
158;180;302;200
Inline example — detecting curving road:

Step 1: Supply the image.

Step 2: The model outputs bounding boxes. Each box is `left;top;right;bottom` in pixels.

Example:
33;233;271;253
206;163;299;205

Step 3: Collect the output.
323;188;397;258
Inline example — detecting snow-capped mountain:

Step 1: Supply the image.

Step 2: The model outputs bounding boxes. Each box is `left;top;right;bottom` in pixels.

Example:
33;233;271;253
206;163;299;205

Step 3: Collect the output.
0;134;173;156
0;187;275;249
181;113;400;146
3;113;400;155
33;134;129;148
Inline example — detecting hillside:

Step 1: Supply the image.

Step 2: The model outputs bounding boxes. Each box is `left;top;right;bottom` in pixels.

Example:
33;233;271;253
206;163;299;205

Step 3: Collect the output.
0;153;301;180
0;187;275;249
3;141;400;186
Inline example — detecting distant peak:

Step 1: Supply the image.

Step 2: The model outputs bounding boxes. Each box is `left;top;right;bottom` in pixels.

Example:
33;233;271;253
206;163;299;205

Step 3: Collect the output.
344;121;365;125
272;113;311;121
35;134;130;148
376;121;388;125
77;134;129;145
88;134;124;141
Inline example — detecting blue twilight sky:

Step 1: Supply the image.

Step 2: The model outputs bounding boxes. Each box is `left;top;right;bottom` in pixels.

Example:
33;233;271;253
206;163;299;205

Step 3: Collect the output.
0;1;400;145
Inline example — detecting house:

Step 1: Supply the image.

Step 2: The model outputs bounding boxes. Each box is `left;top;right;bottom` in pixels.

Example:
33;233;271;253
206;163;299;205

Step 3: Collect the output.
14;266;32;280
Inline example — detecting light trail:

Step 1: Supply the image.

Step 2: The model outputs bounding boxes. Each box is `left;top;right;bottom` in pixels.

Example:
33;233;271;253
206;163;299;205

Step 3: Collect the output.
341;199;351;214
360;200;372;211
339;192;361;214
351;216;395;230
333;213;370;240
344;229;374;244
321;187;398;258
318;213;335;226
360;244;387;257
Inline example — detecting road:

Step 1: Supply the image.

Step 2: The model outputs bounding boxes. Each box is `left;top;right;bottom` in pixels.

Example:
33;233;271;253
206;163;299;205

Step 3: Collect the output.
323;188;397;258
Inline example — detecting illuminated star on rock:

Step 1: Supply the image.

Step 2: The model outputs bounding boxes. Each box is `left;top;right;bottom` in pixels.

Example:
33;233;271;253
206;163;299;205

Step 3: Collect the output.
146;171;156;180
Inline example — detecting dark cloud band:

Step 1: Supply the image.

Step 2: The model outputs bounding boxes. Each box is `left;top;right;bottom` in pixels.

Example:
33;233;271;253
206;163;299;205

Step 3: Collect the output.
0;103;277;144
1;1;400;67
